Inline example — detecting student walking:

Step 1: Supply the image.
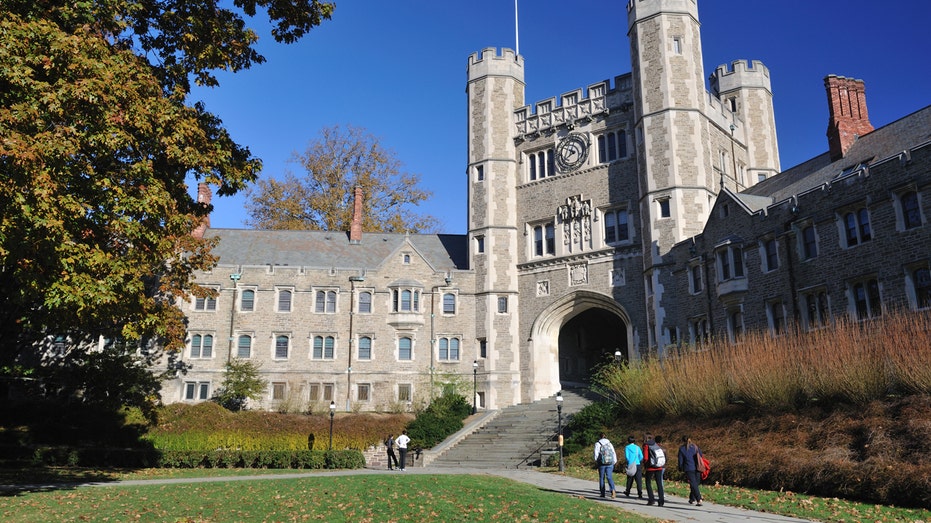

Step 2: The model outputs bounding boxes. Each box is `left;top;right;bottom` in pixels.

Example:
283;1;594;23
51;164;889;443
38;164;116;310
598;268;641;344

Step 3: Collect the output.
396;430;411;471
678;436;704;506
593;433;618;498
643;434;666;506
623;435;643;498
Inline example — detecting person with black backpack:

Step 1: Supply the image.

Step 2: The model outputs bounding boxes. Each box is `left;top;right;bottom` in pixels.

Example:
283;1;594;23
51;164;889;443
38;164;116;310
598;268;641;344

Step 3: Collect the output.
593;433;618;498
642;433;666;506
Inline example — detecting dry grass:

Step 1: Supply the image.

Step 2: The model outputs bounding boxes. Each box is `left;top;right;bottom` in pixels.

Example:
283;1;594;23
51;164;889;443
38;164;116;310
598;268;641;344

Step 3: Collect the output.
592;310;931;508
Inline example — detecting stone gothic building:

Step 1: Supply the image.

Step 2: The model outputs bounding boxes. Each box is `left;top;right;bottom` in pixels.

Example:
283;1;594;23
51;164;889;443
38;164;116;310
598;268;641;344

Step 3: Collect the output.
164;0;931;411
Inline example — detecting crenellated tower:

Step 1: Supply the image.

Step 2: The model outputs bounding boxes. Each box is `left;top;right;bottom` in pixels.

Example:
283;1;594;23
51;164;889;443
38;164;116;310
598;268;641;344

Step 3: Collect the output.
466;48;524;406
628;0;715;347
710;60;781;183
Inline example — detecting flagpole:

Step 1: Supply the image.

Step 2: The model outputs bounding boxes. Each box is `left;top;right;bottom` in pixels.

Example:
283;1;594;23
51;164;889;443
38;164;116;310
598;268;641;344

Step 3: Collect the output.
514;0;519;56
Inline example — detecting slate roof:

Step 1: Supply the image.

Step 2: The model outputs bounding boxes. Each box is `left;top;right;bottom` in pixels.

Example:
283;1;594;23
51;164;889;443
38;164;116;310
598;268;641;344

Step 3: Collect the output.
743;105;931;204
204;228;469;272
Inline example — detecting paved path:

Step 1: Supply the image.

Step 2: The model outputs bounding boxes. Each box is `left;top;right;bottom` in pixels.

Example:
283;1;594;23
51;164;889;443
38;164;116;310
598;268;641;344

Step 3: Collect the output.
70;467;814;523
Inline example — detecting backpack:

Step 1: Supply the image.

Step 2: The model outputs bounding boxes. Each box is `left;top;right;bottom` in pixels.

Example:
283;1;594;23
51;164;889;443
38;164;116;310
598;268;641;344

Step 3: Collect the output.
598;440;616;465
648;444;666;468
385;437;394;449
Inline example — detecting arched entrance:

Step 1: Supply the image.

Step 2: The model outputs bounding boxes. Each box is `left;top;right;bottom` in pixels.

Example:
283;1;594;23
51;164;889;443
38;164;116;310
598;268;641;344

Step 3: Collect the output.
527;291;631;400
558;308;627;385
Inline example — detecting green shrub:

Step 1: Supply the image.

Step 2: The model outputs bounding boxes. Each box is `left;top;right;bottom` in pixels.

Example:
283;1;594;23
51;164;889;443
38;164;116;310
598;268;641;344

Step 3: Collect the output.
406;393;470;448
563;402;619;455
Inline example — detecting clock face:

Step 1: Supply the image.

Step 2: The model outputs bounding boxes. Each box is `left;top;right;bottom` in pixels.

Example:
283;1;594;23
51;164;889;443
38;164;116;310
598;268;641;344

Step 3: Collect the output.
555;132;589;172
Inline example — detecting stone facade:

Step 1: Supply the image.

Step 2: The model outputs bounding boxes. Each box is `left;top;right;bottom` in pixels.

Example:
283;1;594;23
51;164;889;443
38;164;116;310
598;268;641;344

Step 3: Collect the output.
161;0;931;411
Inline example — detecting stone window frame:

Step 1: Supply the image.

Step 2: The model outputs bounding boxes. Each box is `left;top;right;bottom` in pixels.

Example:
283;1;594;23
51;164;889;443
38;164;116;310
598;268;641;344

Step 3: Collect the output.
603;207;631;244
239;287;256;312
835;203;873;249
904;262;931;310
184;381;210;401
275;287;293;313
273;334;291;360
715;244;744;282
236;333;253;358
357;290;373;314
271;382;287;402
437;336;461;362
357;335;373;361
766;299;788;336
314;288;338;314
311;334;336;360
398;336;414;361
530;221;556;258
847;276;882;321
189;333;214;359
597;130;628;163
688;262;703;295
193;287;218;311
356;383;371;402
799;286;831;331
760;236;779;273
893;186;924;231
442;292;457;315
527;147;555;181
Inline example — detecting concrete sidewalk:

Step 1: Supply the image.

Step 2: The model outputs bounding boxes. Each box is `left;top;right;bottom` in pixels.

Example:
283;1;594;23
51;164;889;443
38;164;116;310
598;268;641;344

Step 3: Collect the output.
73;467;814;523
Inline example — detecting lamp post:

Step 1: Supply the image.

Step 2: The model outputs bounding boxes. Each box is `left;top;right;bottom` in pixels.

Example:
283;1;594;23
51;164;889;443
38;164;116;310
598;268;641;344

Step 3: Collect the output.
614;349;622;367
472;360;478;414
328;400;336;451
556;391;564;472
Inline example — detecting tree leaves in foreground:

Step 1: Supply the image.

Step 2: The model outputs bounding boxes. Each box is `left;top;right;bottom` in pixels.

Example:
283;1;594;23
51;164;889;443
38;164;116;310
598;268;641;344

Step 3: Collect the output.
246;125;440;233
0;0;333;385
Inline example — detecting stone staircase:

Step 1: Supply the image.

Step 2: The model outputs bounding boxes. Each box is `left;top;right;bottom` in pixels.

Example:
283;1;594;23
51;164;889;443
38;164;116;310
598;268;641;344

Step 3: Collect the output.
429;388;598;469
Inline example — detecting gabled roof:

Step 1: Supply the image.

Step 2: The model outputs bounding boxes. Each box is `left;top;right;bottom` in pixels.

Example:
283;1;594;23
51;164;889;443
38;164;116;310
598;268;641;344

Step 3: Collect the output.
204;228;469;272
744;105;931;204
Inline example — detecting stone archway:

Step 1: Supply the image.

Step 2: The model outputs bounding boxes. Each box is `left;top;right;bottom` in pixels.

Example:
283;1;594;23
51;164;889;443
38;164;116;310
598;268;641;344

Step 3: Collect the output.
527;291;631;401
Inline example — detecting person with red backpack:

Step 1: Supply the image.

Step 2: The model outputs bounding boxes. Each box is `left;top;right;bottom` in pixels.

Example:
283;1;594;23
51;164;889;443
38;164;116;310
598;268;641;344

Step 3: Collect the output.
642;434;666;506
678;435;705;506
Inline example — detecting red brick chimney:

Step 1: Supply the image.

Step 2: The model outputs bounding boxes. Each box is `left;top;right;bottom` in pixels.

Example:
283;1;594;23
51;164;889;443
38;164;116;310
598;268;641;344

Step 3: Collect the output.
825;75;874;161
192;182;211;239
349;185;363;244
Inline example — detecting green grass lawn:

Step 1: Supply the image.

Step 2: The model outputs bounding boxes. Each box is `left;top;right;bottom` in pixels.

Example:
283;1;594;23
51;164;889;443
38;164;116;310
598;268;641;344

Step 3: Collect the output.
1;473;656;523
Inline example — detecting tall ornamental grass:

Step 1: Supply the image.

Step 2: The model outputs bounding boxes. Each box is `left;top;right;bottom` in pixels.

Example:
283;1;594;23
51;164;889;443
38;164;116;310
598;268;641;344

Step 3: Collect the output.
596;310;931;416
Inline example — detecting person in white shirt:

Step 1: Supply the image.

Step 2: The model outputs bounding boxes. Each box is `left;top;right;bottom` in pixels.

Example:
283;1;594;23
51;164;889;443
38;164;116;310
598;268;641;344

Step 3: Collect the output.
396;430;411;471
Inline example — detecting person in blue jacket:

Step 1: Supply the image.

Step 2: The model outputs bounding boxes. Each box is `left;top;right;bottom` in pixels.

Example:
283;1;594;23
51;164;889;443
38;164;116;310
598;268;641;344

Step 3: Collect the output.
623;435;643;498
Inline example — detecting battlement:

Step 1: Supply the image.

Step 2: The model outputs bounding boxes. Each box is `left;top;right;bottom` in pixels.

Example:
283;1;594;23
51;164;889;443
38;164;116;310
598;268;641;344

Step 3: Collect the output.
514;74;633;137
467;47;524;82
710;60;772;96
626;0;698;31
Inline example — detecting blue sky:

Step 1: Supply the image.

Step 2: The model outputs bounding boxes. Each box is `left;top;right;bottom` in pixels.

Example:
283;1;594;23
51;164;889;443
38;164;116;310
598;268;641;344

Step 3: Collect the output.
193;0;930;233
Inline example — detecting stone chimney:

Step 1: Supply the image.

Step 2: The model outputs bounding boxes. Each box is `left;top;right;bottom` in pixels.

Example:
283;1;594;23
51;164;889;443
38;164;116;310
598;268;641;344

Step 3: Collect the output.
192;182;211;239
825;75;874;161
349;185;363;244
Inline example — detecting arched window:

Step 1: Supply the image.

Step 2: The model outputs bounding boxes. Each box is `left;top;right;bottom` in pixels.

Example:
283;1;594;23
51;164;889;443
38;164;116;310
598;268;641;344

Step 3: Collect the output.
275;335;289;359
358;336;372;360
358;291;372;313
240;289;255;311
398;337;412;360
237;335;251;358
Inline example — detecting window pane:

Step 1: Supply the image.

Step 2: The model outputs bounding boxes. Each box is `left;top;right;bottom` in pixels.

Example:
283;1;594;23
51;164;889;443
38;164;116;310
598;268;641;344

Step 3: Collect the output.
359;292;372;313
198;383;209;400
401;290;411;311
237;335;251;358
202;335;213;358
443;293;456;314
358;337;372;360
313;336;323;359
399;337;412;360
324;336;334;359
191;334;202;358
279;290;291;312
241;290;254;311
276;336;289;359
439;338;448;360
315;291;325;313
326;291;336;313
450;338;460;360
903;192;921;229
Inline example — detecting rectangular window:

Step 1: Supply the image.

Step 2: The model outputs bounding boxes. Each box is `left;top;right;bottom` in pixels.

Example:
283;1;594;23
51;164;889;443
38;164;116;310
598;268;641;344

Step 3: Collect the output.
358;336;372;360
479;339;487;358
190;334;213;359
271;382;286;401
913;268;931;309
475;165;484;181
802;289;830;330
398;384;412;402
240;289;255;311
901;191;922;229
398;337;412;361
315;290;337;313
497;296;508;314
312;336;335;360
237;335;252;358
309;384;320;402
673;37;682;54
769;301;786;335
476;236;485;253
358;291;372;313
842;208;872;247
357;384;370;402
658;199;670;218
275;335;289;359
802;225;818;260
194;294;217;311
604;209;629;243
442;293;456;314
532;222;556;256
763;238;779;272
277;290;292;312
852;279;882;320
184;381;210;400
438;337;460;361
323;383;334;401
690;265;703;294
